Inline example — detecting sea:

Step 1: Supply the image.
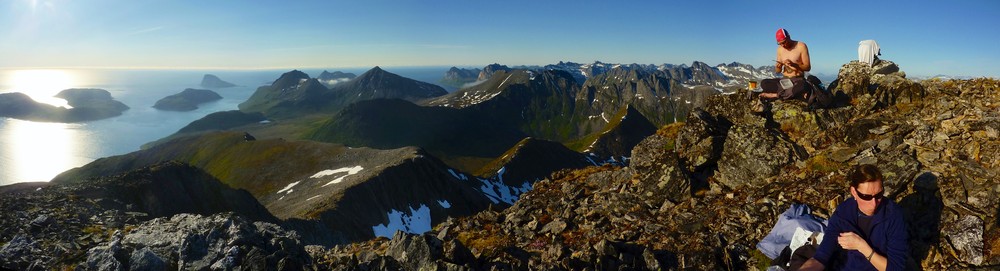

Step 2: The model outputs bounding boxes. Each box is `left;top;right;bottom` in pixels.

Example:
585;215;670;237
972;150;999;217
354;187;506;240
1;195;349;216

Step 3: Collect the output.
0;66;457;186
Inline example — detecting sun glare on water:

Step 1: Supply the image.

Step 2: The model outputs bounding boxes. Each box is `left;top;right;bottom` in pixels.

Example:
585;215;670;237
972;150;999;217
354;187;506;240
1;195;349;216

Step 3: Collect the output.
0;119;89;184
0;69;91;184
6;69;76;107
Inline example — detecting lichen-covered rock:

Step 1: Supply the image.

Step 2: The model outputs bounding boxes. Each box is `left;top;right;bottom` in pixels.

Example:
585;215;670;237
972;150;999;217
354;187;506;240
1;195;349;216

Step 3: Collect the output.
676;109;728;172
385;231;444;271
945;215;985;265
873;73;926;108
84;213;312;270
770;101;853;153
715;124;804;189
828;60;926;115
631;133;690;203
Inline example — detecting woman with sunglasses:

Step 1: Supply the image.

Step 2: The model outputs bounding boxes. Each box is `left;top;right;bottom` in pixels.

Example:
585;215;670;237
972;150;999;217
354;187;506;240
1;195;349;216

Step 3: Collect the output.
799;164;909;271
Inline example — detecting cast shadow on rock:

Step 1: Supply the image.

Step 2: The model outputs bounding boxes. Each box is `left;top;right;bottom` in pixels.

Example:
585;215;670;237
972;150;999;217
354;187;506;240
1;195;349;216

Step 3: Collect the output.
897;172;943;271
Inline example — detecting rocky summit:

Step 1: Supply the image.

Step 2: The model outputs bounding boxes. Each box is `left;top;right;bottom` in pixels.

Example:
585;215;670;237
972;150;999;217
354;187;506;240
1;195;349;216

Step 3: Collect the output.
311;60;999;270
2;59;998;270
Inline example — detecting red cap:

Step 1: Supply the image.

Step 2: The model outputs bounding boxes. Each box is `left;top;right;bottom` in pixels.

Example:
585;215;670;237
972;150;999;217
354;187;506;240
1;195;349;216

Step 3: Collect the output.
776;28;789;42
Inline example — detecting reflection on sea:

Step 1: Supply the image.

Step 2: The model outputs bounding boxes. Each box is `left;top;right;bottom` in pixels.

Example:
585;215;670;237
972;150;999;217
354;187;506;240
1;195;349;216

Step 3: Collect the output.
0;119;91;184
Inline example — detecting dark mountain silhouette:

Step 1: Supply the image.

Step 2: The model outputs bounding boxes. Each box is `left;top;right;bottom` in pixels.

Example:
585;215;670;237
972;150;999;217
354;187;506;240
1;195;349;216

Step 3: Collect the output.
0;89;129;122
238;67;447;119
200;74;236;88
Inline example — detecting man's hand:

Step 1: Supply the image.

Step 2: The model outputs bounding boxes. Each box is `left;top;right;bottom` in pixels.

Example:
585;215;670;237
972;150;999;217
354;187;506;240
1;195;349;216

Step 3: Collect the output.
837;232;871;252
782;59;798;71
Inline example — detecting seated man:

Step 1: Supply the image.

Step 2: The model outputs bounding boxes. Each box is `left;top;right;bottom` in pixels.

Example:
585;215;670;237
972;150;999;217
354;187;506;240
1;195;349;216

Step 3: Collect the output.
799;164;909;271
760;28;815;101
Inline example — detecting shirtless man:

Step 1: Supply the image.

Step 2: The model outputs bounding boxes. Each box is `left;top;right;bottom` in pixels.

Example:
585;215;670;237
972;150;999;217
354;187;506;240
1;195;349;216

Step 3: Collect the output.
760;28;812;100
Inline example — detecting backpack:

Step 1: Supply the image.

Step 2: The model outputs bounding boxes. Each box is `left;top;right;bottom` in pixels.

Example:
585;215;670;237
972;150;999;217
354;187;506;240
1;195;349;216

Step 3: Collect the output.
804;75;833;110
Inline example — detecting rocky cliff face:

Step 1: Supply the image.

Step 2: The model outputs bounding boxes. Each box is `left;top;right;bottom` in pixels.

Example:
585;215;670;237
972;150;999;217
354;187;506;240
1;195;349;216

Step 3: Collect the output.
310;60;1000;270
478;63;512;81
0;162;281;270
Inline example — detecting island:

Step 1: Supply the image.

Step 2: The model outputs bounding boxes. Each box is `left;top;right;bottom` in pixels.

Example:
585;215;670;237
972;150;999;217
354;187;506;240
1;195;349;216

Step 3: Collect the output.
0;88;130;122
200;74;236;88
153;88;223;111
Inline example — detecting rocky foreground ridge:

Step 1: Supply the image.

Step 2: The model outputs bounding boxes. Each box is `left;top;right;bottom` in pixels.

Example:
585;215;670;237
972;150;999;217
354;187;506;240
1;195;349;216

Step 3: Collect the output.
2;60;998;270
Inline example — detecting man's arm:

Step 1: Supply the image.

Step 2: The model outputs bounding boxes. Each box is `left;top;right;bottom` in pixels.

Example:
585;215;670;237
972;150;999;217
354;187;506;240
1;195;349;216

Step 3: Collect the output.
798;42;811;72
775;47;784;73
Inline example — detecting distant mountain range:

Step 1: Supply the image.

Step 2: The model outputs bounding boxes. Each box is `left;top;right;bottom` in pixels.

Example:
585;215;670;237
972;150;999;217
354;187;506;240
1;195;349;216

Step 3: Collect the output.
41;60;781;246
461;60;779;87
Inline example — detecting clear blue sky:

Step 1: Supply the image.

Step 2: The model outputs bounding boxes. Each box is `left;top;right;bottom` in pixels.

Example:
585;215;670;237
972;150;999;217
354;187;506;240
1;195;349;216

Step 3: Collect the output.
2;0;998;77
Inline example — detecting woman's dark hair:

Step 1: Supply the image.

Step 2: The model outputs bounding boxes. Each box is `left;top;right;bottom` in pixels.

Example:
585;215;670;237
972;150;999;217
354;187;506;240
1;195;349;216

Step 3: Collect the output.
849;164;883;188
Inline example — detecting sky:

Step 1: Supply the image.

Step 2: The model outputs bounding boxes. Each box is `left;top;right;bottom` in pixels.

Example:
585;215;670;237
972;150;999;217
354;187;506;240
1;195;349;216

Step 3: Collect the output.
2;0;998;77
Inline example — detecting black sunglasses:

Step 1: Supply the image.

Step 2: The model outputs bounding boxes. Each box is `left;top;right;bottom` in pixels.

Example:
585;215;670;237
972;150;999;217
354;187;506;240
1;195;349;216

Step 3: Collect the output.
856;189;884;201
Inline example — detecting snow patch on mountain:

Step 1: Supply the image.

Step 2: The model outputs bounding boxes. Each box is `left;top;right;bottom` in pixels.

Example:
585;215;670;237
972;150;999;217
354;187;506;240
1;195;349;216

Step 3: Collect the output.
314;166;364;187
371;204;432;238
477;167;532;205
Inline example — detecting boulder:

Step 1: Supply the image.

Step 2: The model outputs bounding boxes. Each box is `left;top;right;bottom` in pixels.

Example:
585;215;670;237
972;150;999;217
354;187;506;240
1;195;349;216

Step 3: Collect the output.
872;73;926;108
714;124;804;189
944;215;985;265
676;109;729;172
83;213;312;270
631;132;691;203
385;231;444;271
770;100;854;153
827;60;926;114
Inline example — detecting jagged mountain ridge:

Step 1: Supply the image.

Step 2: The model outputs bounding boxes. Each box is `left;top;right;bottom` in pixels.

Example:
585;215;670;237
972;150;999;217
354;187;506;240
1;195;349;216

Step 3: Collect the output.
475;137;595;191
581;105;659;160
464;60;777;90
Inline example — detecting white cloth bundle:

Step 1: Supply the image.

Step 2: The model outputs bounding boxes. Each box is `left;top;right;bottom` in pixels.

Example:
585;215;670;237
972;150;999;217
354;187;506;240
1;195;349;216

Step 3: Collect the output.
858;40;880;66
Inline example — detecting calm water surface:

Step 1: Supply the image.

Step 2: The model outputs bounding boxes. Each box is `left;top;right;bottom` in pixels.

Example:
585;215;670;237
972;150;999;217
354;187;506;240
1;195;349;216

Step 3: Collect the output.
0;67;452;185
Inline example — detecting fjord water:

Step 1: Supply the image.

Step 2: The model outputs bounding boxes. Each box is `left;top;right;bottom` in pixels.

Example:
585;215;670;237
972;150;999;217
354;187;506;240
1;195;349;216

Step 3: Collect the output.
0;67;453;186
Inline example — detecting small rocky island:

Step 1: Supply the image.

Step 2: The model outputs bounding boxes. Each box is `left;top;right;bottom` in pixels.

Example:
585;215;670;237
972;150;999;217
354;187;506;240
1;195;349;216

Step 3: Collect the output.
200;74;236;88
153;88;223;112
0;88;129;122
